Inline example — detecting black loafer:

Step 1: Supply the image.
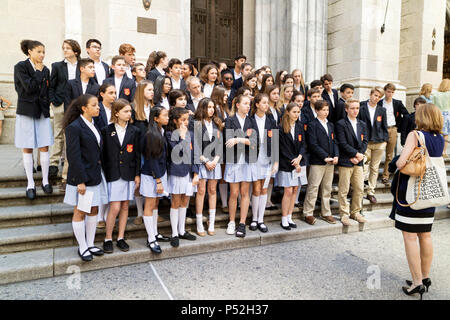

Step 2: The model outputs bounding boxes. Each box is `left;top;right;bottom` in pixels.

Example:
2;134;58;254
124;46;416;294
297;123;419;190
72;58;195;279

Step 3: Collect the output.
26;188;36;200
249;221;258;231
103;240;113;254
266;205;278;211
155;233;170;242
88;246;104;256
235;223;246;238
116;239;130;252
49;165;59;177
289;223;297;229
170;236;180;248
280;223;291;231
147;240;162;254
36;165;42;172
179;232;196;241
78;248;93;262
258;223;268;233
41;184;53;194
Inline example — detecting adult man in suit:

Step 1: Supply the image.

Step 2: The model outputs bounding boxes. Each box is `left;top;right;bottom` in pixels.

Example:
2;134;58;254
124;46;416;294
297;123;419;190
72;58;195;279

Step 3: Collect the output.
335;99;368;226
358;87;388;204
378;83;409;185
86;39;110;85
321;74;339;123
185;76;204;114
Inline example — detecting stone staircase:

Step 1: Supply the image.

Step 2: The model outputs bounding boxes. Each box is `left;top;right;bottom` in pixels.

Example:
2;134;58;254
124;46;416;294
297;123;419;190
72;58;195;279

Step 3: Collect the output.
1;144;450;285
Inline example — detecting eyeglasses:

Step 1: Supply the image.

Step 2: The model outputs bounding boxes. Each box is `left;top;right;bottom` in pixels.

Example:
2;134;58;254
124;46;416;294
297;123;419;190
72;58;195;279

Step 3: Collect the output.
223;77;233;81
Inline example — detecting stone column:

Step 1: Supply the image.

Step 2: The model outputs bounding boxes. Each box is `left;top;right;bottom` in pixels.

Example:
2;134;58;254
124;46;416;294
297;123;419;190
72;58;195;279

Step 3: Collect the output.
64;0;82;43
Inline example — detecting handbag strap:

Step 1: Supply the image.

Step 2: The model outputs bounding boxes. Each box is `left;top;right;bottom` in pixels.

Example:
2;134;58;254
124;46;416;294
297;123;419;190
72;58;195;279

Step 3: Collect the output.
415;131;429;159
396;170;423;208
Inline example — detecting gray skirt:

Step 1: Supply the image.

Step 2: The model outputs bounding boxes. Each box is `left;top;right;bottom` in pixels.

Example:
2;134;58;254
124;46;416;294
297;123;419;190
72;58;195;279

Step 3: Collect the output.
15;114;54;149
140;173;168;198
276;171;301;188
168;174;197;196
64;171;109;207
108;178;135;202
224;163;253;183
199;163;222;180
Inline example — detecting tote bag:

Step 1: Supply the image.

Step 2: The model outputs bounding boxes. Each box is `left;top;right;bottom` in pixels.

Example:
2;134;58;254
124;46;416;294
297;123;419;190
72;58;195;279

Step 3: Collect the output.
405;131;450;210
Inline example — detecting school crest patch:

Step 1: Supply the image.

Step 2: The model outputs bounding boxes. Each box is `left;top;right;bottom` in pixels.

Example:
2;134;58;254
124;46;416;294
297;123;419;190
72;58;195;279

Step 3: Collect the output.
377;116;382;122
124;88;131;96
298;134;302;142
361;134;364;141
268;130;273;138
246;129;253;137
127;144;133;153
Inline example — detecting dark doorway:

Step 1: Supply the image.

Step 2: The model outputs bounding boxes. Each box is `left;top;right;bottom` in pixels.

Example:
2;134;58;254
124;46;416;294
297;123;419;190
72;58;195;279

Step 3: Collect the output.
444;10;450;79
191;0;243;71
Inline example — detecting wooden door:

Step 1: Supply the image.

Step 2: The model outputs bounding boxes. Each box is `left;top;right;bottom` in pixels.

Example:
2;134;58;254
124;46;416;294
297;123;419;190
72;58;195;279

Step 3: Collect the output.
191;0;243;71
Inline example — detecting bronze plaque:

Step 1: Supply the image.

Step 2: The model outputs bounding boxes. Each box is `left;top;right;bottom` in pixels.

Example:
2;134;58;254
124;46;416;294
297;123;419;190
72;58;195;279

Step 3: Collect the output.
427;55;438;72
137;17;157;34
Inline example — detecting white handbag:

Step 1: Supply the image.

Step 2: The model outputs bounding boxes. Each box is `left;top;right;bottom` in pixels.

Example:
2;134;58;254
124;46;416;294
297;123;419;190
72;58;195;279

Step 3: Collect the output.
404;131;450;210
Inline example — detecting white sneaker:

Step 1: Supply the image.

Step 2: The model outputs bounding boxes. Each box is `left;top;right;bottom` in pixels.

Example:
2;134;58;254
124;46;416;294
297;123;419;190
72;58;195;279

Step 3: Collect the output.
226;221;236;235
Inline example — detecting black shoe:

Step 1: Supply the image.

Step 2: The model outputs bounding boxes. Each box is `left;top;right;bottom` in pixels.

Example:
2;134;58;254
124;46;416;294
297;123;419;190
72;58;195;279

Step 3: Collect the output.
155;233;170;242
88;246;104;256
280;222;291;231
78;248;93;262
402;285;426;300
116;239;130;252
266;205;278;211
147;240;162;254
249;221;258;231
103;240;113;254
33;167;37;173
26;188;36;200
235;223;246;238
406;278;431;292
258;223;268;233
37;165;42;172
41;184;53;194
49;165;58;177
170;236;179;247
289;223;297;229
179;232;196;241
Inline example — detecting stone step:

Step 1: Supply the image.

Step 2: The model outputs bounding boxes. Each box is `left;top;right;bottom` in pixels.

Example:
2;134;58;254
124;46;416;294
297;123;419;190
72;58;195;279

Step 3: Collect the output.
0;186;66;207
1;207;449;285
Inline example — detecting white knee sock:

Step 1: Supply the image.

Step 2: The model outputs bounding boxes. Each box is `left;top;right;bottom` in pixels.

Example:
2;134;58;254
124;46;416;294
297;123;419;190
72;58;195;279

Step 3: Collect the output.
40;151;50;186
258;194;268;223
72;220;88;255
281;216;289;227
85;215;98;249
266;184;274;207
251;195;260;222
135;196;144;217
23;153;35;189
196;214;205;232
208;209;216;231
170;208;179;237
153;209;158;234
219;183;228;208
143;216;156;243
288;214;294;224
178;207;187;236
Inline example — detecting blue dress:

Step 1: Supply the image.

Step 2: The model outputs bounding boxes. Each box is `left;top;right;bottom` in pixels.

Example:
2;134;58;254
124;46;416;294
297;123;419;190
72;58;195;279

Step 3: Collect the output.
392;131;445;233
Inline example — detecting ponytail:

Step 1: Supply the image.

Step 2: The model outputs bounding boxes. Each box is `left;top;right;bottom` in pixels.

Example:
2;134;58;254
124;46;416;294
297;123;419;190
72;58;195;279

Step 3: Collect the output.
20;40;44;56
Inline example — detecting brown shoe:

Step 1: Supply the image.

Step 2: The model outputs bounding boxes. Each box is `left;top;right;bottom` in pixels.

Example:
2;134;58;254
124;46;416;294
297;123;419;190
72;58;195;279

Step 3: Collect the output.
320;215;336;224
207;230;215;236
352;214;367;224
340;215;352;226
381;178;390;186
304;216;316;225
97;221;106;229
366;195;377;204
222;207;229;213
133;216;143;225
197;230;206;237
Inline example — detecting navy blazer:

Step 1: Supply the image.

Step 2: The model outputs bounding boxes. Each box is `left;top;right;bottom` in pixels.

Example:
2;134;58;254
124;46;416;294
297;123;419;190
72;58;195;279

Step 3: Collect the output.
335;117;368;167
93;61;110;84
101;123;141;182
301;103;316;124
141;132;168;179
192;120;223;164
322;89;339;123
103;75;136;102
146;68;165;83
224;114;258;164
49;60;81;107
93;102;110;131
251;114;278;160
306;118;339;165
334;98;347;123
358;101;389;143
165;130;199;178
400;112;416;146
377;98;409;128
65;78;100;111
171;78;187;92
130;108;148;140
278;121;307;172
267;107;282;127
65;116;103;186
14;59;50;118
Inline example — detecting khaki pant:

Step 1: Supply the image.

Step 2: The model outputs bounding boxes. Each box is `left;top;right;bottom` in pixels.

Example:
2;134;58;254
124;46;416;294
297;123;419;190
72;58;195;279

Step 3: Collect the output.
382;127;398;180
338;166;364;218
364;141;387;196
303;164;334;217
50;104;65;167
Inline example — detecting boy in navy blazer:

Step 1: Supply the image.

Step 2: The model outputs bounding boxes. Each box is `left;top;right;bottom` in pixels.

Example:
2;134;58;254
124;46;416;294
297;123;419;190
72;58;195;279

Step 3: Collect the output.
335;99;368;226
66;59;100;111
335;83;355;123
321;74;339;123
86;39;110;85
103;56;136;103
358;87;388;204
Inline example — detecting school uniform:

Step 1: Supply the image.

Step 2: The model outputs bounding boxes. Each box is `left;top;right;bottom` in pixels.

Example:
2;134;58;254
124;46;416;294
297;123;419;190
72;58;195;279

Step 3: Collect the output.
14;59;53;149
65;78;100;111
335;117;368;218
400;112;415;146
294;84;309;97
154;97;170;110
226;88;237;110
201;81;216;98
171;78;187;91
140;129;169;198
101;123;141;202
146;68;165;83
93;102;112;131
223;113;258;183
165;130;199;196
359;100;388;196
49;59;81;108
64;116;108;207
103;74;136;102
303;118;339;218
334;98;347;123
92;60;110;85
322;89;339;123
276;121;306;187
301;102;317;124
267;106;282;126
193;120;223;180
230;69;243;91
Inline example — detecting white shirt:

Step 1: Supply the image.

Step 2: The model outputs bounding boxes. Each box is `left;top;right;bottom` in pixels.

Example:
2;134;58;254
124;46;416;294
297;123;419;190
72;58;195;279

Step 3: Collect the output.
312;107;317;119
144;105;151;121
192;95;203;111
368;102;377;125
172;78;181;90
255;114;266;143
28;58;36;71
115;123;127;146
93;59;106;84
383;99;396;126
161;97;170;110
236;113;246;164
203;84;214;98
234;70;242;80
114;76;123;97
349;118;358;137
270;107;278;123
104;105;112;124
205;119;213;141
65;59;78;80
327;90;335;107
81;81;88;94
81;115;100;145
125;66;132;79
318;118;329;135
156;67;165;77
290;124;296;140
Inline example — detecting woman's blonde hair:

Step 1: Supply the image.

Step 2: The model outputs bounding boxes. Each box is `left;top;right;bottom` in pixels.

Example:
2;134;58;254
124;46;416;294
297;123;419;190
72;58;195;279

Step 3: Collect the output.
438;79;450;92
415;103;443;134
133;80;154;121
277;85;294;109
419;83;433;97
